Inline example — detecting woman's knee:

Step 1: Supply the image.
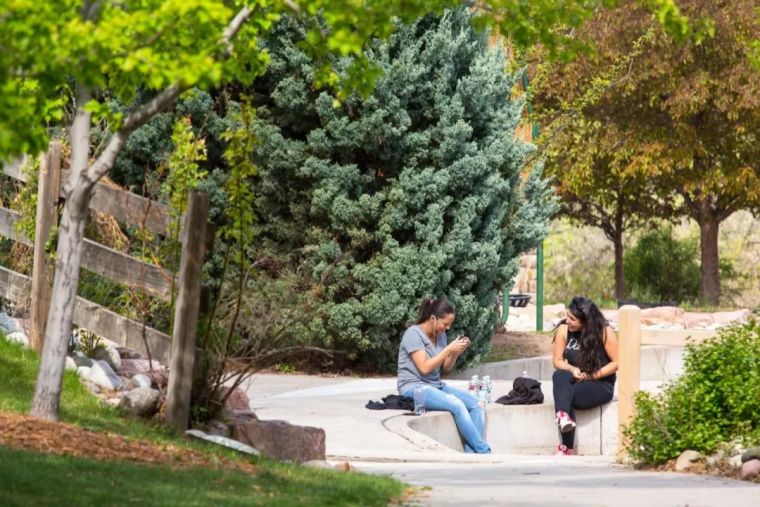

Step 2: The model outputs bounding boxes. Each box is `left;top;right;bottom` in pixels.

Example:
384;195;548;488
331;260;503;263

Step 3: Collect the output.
553;369;573;383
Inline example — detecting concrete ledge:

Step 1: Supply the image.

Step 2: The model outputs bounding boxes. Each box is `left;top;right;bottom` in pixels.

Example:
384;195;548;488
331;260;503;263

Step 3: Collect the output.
395;402;619;456
452;346;684;382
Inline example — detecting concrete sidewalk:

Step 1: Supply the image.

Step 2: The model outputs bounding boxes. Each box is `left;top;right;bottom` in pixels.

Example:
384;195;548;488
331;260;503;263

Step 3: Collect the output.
244;373;759;506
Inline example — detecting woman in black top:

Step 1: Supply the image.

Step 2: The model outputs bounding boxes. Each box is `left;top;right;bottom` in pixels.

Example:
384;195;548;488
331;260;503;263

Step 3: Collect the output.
551;296;619;455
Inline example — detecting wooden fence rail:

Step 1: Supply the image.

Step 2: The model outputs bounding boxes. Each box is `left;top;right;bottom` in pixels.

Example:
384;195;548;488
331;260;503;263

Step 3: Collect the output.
0;146;212;408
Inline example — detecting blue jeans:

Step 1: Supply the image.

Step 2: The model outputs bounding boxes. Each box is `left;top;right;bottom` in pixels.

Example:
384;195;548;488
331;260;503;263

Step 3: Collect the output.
403;384;491;454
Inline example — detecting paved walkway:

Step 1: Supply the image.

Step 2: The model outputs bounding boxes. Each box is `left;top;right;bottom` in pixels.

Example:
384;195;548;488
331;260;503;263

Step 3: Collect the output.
244;374;759;506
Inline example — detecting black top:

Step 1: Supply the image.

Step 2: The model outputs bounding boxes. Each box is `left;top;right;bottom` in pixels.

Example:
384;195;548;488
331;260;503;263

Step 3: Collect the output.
564;329;616;384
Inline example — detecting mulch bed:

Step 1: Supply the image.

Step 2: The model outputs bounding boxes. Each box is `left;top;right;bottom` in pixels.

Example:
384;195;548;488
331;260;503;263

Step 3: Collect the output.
0;411;257;474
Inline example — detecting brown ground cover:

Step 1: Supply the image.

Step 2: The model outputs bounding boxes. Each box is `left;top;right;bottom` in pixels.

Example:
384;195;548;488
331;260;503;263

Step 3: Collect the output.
0;411;257;474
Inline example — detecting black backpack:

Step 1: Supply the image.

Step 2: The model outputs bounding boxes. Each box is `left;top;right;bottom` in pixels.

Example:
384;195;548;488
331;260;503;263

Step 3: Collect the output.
495;377;544;405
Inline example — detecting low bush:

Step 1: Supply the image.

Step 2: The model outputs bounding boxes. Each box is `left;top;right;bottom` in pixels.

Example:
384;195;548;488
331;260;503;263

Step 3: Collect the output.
624;319;760;464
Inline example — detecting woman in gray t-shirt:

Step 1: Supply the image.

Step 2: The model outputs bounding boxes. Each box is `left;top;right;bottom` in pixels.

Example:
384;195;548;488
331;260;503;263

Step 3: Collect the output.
396;298;491;454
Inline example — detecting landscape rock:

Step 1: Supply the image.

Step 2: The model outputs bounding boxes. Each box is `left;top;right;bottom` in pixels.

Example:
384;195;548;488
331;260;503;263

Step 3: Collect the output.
0;313;23;334
223;386;251;413
76;366;92;379
5;331;28;347
729;454;744;469
303;460;333;470
640;306;684;326
94;346;122;371
129;373;153;389
74;355;94;368
231;419;325;463
65;356;77;371
675;450;702;472
120;387;159;417
742;447;760;463
88;360;123;391
186;429;260;456
118;359;167;385
740;459;760;480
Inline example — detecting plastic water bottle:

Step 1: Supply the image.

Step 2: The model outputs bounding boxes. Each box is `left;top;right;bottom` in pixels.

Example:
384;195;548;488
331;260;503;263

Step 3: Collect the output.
483;375;492;404
468;375;479;393
477;382;488;408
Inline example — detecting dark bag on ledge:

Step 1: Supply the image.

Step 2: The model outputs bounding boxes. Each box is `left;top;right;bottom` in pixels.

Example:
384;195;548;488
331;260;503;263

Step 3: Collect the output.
495;377;544;405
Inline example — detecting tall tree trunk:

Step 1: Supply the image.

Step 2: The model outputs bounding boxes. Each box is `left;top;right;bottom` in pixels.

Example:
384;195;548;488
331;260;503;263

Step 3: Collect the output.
696;199;721;306
613;230;625;300
30;85;93;420
613;194;625;300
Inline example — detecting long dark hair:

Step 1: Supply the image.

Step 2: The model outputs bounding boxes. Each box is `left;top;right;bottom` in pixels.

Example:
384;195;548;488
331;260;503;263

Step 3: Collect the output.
415;298;455;324
556;296;609;374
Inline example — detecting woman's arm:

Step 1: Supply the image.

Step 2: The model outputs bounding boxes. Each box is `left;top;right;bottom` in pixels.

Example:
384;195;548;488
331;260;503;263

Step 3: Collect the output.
411;338;468;376
553;325;584;379
591;326;619;380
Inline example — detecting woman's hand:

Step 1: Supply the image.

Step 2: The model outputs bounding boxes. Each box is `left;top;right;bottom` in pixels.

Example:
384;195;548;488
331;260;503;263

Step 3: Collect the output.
447;336;470;356
571;367;588;381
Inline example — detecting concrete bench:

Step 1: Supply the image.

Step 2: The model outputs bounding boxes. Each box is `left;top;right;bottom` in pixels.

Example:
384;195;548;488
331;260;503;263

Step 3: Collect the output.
404;401;618;455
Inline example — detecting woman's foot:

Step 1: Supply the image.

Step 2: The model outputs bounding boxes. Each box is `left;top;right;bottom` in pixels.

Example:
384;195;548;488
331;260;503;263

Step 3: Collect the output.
555;444;573;456
556;410;576;433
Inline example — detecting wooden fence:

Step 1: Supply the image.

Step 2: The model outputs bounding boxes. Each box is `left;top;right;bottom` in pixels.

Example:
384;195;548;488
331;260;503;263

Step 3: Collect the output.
616;305;718;460
1;145;212;429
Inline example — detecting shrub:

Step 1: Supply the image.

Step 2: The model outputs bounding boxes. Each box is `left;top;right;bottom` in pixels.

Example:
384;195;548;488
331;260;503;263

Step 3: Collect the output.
623;226;700;303
248;10;555;370
624;319;760;464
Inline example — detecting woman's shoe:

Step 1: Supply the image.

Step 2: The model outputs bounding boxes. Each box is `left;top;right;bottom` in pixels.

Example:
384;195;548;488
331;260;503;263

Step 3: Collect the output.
555;444;573;456
556;410;576;433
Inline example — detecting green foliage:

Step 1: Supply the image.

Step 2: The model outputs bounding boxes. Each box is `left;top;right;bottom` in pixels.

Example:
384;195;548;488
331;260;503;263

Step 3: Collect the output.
161;116;208;235
248;11;555;370
74;327;106;358
10;156;40;241
623;226;700;303
624;319;760;464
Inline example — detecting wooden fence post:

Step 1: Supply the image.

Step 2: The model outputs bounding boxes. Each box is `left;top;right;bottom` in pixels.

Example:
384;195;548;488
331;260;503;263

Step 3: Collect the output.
617;305;641;462
29;143;62;353
165;190;209;431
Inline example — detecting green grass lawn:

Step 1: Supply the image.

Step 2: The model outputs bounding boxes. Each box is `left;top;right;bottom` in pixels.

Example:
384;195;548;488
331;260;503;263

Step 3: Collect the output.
0;335;407;506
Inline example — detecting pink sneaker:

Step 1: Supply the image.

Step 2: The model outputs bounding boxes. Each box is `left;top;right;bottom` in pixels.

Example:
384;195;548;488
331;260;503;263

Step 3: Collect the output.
556;410;576;433
555;444;573;456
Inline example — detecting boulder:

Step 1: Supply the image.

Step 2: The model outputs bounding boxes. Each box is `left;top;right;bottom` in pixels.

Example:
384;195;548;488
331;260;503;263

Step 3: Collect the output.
712;309;751;325
683;313;714;328
742;447;760;463
120;387;160;417
74;355;94;368
740;459;760;480
223;386;251;413
88;360;124;391
118;359;167;380
64;356;77;371
94;346;122;371
231;419;325;463
5;331;28;347
675;450;702;472
0;313;23;334
129;373;153;389
640;306;685;326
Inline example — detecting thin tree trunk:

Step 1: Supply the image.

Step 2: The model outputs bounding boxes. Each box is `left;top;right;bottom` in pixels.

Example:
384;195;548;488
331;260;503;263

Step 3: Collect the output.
613;194;625;300
30;86;93;420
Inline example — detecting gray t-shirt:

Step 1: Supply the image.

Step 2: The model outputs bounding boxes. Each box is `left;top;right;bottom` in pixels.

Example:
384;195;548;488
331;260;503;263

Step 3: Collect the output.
397;325;448;394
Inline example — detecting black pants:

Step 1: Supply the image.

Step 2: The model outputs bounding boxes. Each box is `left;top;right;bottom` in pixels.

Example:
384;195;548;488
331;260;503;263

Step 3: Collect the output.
552;369;614;448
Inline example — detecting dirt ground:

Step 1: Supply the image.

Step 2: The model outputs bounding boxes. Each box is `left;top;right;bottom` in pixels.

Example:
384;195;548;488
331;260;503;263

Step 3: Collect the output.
0;412;257;474
485;330;554;362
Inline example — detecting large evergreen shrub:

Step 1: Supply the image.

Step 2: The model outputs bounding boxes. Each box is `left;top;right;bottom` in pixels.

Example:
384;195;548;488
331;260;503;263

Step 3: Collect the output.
624;319;760;464
249;10;555;370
